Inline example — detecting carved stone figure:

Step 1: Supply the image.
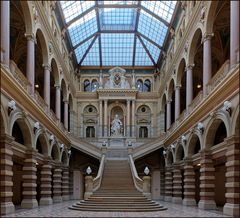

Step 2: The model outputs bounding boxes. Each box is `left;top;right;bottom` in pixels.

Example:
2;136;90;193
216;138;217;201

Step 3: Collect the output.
111;114;122;136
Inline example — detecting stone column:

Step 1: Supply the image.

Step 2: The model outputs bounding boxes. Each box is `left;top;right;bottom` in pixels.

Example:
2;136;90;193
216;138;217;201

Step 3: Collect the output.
164;167;173;201
104;100;108;137
26;34;36;96
183;158;196;205
0;134;14;215
84;175;93;200
175;85;181;121
230;1;239;66
166;100;171;129
62;168;70;201
1;1;10;66
21;149;38;208
186;65;193;109
131;100;136;137
203;34;212;97
55;85;61;120
43;64;51;108
143;176;151;199
99;100;103;137
172;164;182;203
127;100;130;137
53;166;62;202
69;170;74;200
223;136;239;216
40;159;52;205
64;101;69;130
160;169;165;200
198;150;216;209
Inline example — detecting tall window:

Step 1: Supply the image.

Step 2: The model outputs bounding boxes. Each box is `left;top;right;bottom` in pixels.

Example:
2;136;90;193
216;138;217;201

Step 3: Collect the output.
139;127;148;138
143;79;151;92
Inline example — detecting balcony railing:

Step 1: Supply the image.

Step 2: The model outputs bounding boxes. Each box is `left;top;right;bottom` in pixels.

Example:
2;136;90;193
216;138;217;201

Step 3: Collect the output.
34;90;48;113
188;90;203;114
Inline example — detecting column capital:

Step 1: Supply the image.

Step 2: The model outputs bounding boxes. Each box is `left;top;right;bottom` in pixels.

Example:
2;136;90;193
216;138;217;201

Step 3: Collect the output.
42;64;51;71
63;100;69;104
202;33;214;43
167;99;172;104
24;33;36;43
175;85;181;90
104;99;108;103
127;99;131;104
186;64;194;71
54;84;60;89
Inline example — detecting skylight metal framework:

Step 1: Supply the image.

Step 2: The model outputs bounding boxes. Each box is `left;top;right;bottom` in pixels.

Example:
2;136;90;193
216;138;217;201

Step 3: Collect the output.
59;1;177;68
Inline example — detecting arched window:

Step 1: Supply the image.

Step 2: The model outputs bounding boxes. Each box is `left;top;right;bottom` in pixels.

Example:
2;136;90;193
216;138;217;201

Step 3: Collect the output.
137;79;143;92
84;80;91;92
91;80;98;92
86;126;95;138
139;127;148;138
143;79;151;92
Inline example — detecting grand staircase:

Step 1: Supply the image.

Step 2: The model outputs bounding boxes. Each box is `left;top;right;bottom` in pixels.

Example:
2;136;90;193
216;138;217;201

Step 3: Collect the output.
69;159;166;212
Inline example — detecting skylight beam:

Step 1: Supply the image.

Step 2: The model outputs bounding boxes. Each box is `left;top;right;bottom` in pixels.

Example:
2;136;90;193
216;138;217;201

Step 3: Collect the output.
137;32;163;50
101;30;135;33
73;32;99;50
137;35;156;66
99;35;102;67
79;35;98;66
133;1;141;67
97;4;138;9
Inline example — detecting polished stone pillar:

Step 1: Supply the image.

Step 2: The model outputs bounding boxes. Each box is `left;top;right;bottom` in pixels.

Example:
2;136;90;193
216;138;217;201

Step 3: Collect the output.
166;100;171;129
53;166;62;202
55;85;61;120
69;170;74;200
64;101;69;130
131;100;136;137
198;150;216;209
43;64;51;108
104;100;108;137
164;167;173;202
127;100;130;137
230;1;239;66
0;134;15;215
40;160;52;205
175;85;181;121
203;34;212;97
186;65;193;109
21;149;38;208
99;100;103;137
160;169;165;200
223;136;239;216
1;1;10;66
183;158;196;205
26;34;35;96
172;164;182;203
62;168;70;201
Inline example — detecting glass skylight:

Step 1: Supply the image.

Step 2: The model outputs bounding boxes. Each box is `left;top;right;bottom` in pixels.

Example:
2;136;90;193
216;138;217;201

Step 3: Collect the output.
59;1;177;67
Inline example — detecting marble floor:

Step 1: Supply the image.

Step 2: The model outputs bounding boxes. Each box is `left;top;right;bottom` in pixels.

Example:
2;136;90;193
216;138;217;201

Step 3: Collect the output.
3;200;229;217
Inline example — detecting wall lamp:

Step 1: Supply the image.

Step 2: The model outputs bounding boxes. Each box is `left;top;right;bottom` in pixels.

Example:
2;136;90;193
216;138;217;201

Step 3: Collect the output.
86;166;92;175
8;100;16;115
170;143;176;150
197;122;204;134
49;134;55;143
68;150;71;156
181;135;187;145
34;122;40;133
144;166;150;176
223;101;232;116
60;143;64;150
163;150;167;158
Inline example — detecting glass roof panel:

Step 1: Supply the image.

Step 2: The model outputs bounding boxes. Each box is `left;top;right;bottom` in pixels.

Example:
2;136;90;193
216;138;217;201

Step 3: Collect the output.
140;37;161;63
138;10;167;46
74;36;95;63
101;34;134;66
99;1;137;5
99;8;136;30
60;1;95;23
81;37;100;66
141;1;176;23
68;10;98;47
135;38;153;66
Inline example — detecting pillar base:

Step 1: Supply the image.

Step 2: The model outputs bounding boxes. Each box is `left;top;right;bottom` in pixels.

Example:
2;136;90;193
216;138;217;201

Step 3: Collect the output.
62;195;70;201
172;197;182;204
183;198;196;206
0;202;15;215
198;200;216;210
39;197;53;205
21;199;38;209
84;192;93;200
53;196;62;203
164;196;172;202
223;203;239;216
143;192;151;199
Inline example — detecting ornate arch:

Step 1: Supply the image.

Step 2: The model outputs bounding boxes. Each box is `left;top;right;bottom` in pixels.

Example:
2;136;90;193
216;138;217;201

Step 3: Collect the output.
20;1;33;34
175;143;185;162
167;79;175;101
176;58;187;86
49;141;60;161
186;129;203;157
160;94;167;112
60;78;68;101
35;28;49;65
60;148;69;166
1;104;8;135
231;104;239;136
50;57;60;85
34;128;49;156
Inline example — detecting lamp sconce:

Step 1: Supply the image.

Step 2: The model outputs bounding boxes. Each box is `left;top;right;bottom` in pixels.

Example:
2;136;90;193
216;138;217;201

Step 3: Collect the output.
68;150;71;156
60;143;64;150
223;101;232;116
8;100;16;115
34;122;40;133
163;150;167;158
170;143;176;151
86;166;92;175
102;141;107;147
128;140;132;147
181;135;187;145
197;122;204;134
49;134;55;143
144;166;150;176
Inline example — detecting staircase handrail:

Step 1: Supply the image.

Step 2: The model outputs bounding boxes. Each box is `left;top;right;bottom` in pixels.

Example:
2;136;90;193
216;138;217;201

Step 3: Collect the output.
93;154;106;192
128;154;143;192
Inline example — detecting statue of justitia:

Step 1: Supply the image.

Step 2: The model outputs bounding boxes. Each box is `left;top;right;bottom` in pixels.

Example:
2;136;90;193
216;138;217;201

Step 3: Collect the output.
111;114;122;136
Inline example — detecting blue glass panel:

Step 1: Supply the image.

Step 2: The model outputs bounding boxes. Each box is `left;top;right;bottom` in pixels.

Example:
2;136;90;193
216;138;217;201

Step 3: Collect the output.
135;38;153;66
82;38;100;66
74;36;95;63
140;37;160;63
101;34;134;66
68;10;98;47
60;1;95;23
99;1;137;5
141;1;176;23
138;10;167;46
